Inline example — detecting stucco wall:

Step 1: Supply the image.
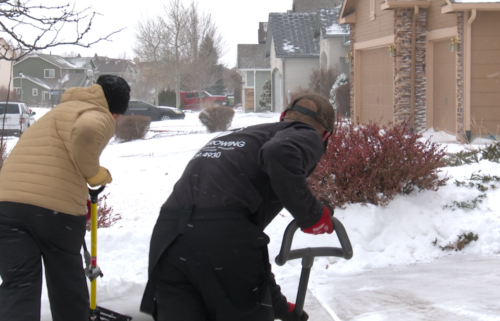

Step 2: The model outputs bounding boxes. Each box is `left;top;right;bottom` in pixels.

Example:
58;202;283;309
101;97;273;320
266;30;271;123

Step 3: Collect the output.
284;57;319;105
320;37;351;74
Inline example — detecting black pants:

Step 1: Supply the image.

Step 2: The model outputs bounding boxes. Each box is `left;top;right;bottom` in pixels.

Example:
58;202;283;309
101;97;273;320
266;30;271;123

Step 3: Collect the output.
0;202;89;321
152;211;274;321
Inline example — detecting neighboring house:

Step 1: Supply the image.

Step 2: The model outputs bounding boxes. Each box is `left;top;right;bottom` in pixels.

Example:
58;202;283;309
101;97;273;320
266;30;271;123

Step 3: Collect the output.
338;0;500;141
266;12;320;111
0;38;14;90
237;23;271;112
13;53;94;106
314;7;351;75
91;55;138;85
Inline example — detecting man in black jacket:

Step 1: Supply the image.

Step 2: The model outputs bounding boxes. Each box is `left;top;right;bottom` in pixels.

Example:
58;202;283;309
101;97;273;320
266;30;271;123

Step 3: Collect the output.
141;93;335;321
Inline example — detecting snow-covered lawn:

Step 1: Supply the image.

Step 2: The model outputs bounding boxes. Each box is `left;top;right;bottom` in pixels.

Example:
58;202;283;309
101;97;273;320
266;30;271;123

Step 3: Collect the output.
3;107;500;320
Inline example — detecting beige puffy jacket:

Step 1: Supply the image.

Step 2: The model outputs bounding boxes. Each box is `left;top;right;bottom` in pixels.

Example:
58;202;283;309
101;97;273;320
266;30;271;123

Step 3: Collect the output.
0;85;116;216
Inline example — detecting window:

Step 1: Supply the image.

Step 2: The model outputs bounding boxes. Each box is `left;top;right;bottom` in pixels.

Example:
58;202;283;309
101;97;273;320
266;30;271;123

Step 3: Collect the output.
0;104;21;114
32;88;38;96
44;69;55;78
196;91;207;98
185;92;195;99
15;88;21;95
43;92;51;101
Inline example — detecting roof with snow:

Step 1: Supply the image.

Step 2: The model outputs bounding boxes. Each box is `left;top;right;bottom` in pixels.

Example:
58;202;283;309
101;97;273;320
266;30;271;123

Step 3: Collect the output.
19;53;80;69
237;44;270;70
15;73;93;90
92;56;135;74
314;7;350;39
64;57;93;69
266;12;319;58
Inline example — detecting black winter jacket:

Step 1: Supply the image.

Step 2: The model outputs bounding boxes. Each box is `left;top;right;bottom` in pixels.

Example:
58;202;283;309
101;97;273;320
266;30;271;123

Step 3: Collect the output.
163;121;325;229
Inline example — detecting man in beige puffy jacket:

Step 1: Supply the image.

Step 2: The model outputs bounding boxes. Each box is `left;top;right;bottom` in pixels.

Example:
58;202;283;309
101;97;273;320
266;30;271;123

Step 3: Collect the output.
0;75;130;321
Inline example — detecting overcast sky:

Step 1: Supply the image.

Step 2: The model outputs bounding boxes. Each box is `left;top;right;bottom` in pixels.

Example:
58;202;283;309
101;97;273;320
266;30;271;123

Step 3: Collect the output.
46;0;294;67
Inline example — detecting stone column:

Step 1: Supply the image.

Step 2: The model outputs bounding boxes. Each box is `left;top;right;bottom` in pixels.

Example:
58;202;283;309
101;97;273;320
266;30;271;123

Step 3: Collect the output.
349;23;355;122
456;12;465;139
393;7;427;132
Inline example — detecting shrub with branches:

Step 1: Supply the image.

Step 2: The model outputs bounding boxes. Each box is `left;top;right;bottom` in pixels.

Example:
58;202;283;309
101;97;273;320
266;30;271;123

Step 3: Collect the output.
308;67;340;99
115;115;151;142
0;86;19;101
308;120;448;208
199;106;235;133
0;141;7;171
86;193;122;231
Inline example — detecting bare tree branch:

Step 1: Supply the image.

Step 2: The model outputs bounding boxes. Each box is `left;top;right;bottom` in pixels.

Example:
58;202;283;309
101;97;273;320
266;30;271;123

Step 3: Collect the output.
0;0;124;61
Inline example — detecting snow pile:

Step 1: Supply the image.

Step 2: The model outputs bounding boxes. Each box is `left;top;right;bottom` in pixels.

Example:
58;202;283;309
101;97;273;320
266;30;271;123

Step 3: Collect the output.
2;108;500;320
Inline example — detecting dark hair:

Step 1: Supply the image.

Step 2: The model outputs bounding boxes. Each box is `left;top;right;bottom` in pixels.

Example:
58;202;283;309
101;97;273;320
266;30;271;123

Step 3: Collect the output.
96;75;131;114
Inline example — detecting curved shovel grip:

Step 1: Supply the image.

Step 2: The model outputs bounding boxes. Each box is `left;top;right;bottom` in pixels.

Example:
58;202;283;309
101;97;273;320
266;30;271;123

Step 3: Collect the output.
275;216;353;266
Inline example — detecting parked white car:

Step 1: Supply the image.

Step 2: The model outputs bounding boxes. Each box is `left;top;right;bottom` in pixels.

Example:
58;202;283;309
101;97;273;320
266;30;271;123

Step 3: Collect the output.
0;102;36;137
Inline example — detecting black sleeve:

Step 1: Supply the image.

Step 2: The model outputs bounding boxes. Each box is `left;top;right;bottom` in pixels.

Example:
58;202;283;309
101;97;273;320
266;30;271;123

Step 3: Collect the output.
259;125;324;228
268;267;289;316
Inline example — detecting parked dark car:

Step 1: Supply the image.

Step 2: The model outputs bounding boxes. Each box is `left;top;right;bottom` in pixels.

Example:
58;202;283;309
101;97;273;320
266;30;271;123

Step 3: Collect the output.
124;100;185;121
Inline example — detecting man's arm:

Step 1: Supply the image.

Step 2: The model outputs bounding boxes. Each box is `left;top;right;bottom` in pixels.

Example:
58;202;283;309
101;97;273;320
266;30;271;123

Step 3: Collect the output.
71;110;115;179
259;126;324;228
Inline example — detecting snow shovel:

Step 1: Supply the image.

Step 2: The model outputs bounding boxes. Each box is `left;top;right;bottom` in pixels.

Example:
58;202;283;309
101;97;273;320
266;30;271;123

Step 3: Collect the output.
275;216;353;317
85;186;133;321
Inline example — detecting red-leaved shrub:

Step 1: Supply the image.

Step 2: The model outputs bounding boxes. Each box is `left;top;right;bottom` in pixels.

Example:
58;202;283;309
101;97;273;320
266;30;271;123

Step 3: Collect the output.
308;120;448;208
86;193;122;231
115;115;151;142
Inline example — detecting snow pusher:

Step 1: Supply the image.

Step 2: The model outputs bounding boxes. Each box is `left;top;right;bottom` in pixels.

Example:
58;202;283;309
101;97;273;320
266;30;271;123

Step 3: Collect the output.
275;215;353;318
83;186;132;321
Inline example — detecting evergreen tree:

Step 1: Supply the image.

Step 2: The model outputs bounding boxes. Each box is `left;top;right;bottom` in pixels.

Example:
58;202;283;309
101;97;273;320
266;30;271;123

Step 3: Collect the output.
258;76;272;112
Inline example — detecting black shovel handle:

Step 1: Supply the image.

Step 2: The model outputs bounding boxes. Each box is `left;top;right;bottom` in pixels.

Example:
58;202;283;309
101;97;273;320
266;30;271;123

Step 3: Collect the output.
275;216;353;266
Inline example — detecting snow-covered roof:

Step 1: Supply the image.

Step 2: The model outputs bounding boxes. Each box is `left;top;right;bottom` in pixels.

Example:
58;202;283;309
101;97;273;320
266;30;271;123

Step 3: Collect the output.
314;7;350;39
266;12;319;58
237;44;271;70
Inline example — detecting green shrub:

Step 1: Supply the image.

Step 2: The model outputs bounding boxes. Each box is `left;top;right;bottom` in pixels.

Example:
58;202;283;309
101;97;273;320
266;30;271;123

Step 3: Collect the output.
115;115;151;142
158;88;184;109
443;142;500;167
308;120;448;208
199;106;235;133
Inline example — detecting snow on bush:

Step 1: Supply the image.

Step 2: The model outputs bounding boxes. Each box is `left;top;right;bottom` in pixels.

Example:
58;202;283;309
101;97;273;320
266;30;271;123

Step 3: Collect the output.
308;120;448;208
329;73;349;107
86;193;123;231
198;106;235;133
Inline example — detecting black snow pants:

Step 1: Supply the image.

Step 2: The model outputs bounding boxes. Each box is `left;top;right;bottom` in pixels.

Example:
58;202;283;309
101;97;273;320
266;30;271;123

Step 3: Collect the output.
0;202;89;321
146;208;274;321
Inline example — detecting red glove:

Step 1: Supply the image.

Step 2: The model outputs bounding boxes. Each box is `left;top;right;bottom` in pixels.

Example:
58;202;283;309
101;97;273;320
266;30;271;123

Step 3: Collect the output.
86;199;91;221
301;205;334;235
275;303;309;321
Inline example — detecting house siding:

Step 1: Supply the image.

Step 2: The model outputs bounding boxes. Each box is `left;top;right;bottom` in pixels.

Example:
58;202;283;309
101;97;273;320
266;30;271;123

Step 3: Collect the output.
427;0;457;32
470;11;500;137
354;0;394;43
14;58;61;80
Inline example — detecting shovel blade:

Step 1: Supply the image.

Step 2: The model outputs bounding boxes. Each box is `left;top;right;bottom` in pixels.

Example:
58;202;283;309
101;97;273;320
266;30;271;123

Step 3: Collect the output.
89;306;132;321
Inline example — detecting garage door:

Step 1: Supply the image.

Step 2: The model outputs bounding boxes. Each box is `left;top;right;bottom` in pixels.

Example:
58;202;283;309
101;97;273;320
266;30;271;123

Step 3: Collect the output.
433;39;456;134
471;11;500;136
360;47;394;126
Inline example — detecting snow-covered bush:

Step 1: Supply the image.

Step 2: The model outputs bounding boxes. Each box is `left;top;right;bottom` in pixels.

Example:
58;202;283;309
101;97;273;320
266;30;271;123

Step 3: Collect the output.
258;76;272;112
308;120;448;208
86;193;122;231
330;73;349;107
115;115;151;142
199;106;235;132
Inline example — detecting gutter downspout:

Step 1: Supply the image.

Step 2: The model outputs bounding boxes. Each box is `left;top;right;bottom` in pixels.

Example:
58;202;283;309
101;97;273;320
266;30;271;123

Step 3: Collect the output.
282;58;286;111
465;9;477;141
410;5;419;133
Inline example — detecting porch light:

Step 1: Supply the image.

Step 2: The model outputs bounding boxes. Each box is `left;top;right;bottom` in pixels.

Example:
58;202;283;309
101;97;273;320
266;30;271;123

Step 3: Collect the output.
387;44;396;57
345;52;353;63
449;37;459;52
